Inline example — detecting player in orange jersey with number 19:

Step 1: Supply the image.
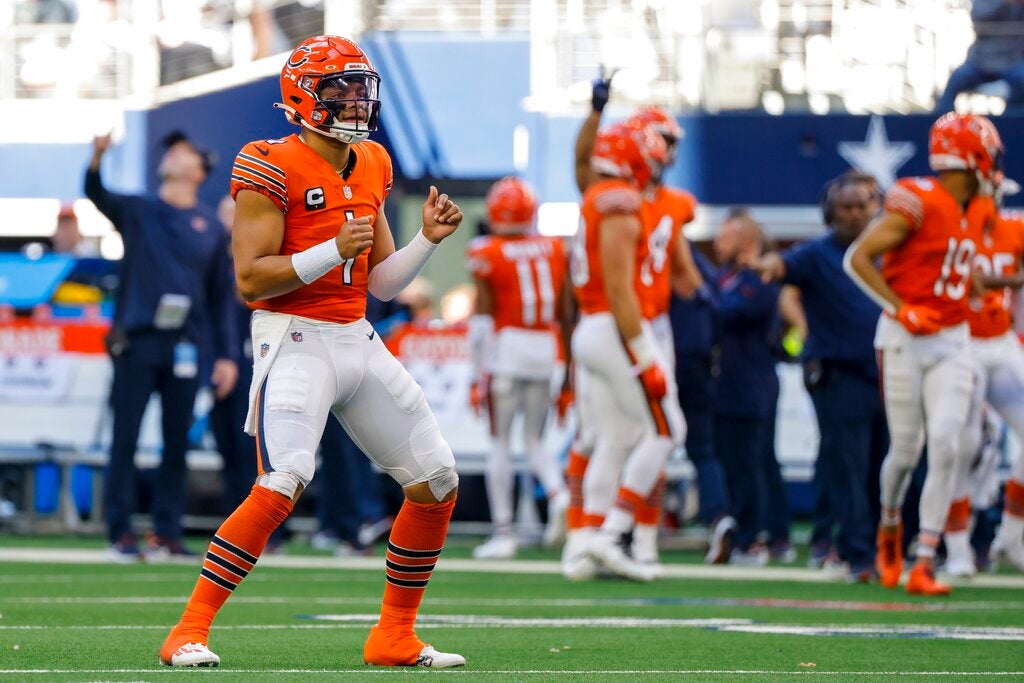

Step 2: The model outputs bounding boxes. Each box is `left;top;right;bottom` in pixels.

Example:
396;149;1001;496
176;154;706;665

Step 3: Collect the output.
160;35;466;669
465;177;570;560
844;112;1002;596
565;122;686;582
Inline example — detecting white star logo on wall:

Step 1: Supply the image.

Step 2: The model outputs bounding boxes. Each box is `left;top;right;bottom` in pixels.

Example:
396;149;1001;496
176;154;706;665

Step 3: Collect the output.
837;116;916;189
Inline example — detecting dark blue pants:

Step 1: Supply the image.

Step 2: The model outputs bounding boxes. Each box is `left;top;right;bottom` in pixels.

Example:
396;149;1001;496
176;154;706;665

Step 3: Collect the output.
808;364;888;568
210;361;256;513
675;353;729;524
935;57;1024;112
761;383;790;544
316;417;386;544
715;414;767;550
106;332;198;544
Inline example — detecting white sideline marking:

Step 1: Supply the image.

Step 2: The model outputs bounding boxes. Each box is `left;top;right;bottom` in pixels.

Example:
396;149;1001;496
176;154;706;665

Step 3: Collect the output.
2;547;1024;589
1;669;1023;676
4;616;1024;641
4;596;1021;612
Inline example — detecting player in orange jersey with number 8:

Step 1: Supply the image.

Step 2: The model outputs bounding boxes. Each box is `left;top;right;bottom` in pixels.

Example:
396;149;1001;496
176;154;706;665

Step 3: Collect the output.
160;35;466;669
844;112;1003;596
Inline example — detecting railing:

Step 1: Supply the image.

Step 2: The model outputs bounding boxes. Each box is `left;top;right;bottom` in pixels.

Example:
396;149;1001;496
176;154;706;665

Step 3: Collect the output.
0;0;1019;114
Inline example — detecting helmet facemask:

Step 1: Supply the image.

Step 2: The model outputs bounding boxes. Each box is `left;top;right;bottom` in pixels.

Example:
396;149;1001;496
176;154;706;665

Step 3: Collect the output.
304;72;381;143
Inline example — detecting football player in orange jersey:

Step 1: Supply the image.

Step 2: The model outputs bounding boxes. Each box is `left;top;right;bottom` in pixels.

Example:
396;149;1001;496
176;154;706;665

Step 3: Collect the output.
947;179;1024;574
845;112;1003;596
622;106;707;567
160;36;466;669
565;122;686;581
465;177;570;559
564;97;705;576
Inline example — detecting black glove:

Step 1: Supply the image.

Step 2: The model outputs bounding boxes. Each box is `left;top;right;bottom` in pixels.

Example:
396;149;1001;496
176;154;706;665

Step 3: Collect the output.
591;74;612;113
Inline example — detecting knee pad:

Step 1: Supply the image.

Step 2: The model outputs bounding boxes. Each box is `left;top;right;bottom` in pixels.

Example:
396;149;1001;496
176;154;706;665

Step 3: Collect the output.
427;466;460;501
257;471;303;499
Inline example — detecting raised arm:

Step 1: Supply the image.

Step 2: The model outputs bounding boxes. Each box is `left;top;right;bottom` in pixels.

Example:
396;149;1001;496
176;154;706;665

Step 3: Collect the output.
574;74;613;194
84;134;132;231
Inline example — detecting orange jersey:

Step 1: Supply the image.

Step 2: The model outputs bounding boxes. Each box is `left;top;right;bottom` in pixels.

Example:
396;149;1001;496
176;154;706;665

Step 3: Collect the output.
466;234;566;331
641;185;697;319
571;179;654;315
230;134;393;324
881;176;996;328
969;210;1024;338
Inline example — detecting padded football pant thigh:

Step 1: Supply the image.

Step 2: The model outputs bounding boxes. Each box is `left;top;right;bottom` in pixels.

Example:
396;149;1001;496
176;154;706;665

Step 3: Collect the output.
332;340;456;489
986;347;1024;483
878;347;926;512
953;361;987;502
257;345;337;488
518;378;564;496
918;347;975;536
485;376;521;531
571;354;597;457
582;370;644;518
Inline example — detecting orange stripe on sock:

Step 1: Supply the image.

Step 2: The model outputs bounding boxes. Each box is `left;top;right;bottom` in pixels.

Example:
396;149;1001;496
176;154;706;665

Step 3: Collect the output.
945;497;971;533
615;487;646;515
582;513;605;528
379;498;455;629
1007;479;1024;518
566;450;589;477
566;450;588;531
636;476;666;525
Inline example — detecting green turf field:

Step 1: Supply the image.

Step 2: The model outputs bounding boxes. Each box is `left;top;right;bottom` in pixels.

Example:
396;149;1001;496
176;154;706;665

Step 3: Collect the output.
1;539;1023;681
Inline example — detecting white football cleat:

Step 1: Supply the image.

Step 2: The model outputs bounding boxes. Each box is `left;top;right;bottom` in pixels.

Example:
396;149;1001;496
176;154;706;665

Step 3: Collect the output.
992;535;1024;572
943;531;976;577
415;645;465;668
562;529;598;581
943;556;977;577
161;642;220;667
473;534;517;560
543;490;570;548
588;532;657;582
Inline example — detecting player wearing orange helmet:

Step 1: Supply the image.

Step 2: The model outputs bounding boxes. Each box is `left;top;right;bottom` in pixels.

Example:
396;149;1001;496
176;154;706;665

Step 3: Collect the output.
563;122;686;582
845;112;1002;596
466;177;570;559
946;178;1024;575
160;35;466;669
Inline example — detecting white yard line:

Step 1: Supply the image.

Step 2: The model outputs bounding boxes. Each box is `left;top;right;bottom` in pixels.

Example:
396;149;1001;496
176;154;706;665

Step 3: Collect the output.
2;616;1024;641
2;548;1023;589
0;669;1022;676
3;595;1021;611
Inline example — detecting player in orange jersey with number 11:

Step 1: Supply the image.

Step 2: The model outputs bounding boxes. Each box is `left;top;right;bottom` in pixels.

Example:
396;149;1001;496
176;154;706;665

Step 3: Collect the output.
160;35;466;669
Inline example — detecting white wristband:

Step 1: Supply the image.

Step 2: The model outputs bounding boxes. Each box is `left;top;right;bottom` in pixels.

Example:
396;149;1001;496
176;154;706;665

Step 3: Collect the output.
626;333;656;372
291;238;343;285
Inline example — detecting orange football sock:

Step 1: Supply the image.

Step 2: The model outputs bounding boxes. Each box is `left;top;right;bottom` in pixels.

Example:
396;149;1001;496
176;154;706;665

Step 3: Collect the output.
944;497;971;533
1006;479;1024;518
635;475;666;526
565;450;589;531
378;498;455;633
163;486;292;656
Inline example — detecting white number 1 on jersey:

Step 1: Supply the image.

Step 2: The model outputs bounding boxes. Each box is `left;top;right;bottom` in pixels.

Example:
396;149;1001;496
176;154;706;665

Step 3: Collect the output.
342;210;357;285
